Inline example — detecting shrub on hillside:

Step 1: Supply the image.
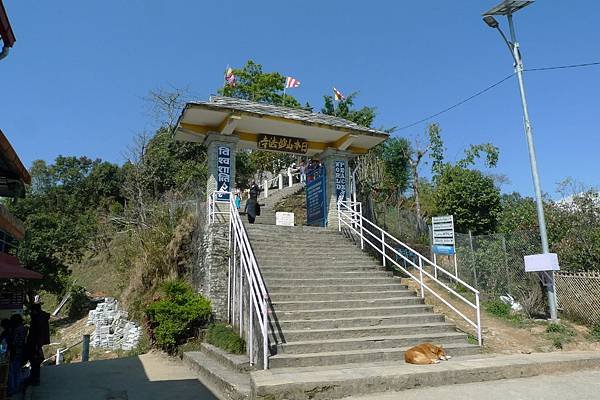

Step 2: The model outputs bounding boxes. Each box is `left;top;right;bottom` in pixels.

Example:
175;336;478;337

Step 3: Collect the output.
146;280;211;353
205;323;245;354
484;299;511;318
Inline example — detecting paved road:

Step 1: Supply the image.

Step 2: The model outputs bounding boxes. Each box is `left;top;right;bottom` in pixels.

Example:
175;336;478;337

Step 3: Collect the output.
29;352;217;400
349;369;600;400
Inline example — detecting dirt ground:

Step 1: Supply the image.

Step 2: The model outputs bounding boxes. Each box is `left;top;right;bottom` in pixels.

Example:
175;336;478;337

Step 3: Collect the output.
402;277;600;355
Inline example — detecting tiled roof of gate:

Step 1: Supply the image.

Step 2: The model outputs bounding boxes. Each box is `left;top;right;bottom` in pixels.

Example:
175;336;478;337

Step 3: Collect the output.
185;96;388;138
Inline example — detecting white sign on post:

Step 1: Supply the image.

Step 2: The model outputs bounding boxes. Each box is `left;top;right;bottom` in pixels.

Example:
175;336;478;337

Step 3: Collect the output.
524;253;560;272
431;215;458;276
276;212;295;227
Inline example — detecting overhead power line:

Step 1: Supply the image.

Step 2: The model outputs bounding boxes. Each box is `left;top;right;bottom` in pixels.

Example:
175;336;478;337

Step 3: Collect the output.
396;73;515;131
525;61;600;72
395;60;600;132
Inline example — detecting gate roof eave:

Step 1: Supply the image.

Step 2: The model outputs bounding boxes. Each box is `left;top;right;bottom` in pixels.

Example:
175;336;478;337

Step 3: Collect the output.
173;96;389;156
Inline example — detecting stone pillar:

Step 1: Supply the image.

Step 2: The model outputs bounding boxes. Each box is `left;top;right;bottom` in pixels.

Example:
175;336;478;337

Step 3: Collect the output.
206;134;239;223
319;148;353;229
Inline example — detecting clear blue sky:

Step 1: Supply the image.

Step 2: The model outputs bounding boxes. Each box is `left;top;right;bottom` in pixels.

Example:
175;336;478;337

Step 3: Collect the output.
1;1;598;198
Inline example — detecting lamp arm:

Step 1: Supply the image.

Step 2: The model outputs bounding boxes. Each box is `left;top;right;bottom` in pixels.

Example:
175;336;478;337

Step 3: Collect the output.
495;27;518;65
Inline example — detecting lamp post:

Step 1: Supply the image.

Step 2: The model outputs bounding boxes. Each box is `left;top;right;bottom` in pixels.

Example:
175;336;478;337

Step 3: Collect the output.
482;0;558;321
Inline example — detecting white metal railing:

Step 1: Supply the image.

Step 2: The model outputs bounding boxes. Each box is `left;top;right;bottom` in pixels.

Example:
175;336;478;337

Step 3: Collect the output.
262;168;302;198
337;200;482;346
209;191;270;369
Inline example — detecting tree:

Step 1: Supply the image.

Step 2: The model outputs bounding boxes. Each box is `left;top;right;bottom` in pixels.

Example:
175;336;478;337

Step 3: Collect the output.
381;137;411;199
219;60;301;108
434;165;501;234
321;93;376;128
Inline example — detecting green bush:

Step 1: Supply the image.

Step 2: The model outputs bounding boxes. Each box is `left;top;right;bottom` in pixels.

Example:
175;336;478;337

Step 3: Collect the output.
205;323;246;355
68;285;91;320
484;299;511;318
590;322;600;341
546;323;576;349
146;280;211;353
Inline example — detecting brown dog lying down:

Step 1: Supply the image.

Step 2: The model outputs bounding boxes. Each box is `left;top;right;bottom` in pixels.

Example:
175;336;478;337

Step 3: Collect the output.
404;343;451;365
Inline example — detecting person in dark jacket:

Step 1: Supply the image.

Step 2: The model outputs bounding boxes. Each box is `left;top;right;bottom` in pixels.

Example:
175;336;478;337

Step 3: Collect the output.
245;197;257;224
26;302;50;386
249;181;260;200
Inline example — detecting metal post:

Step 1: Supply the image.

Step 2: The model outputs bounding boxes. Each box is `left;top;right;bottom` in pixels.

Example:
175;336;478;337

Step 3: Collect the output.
469;230;478;287
507;13;557;321
263;180;268;198
55;349;62;365
433;253;438;279
381;231;386;267
239;261;243;336
82;334;90;362
476;292;482;346
278;174;283;190
418;258;425;298
249;289;253;365
453;254;458;278
288;170;293;187
359;204;364;250
262;295;268;369
337;202;341;232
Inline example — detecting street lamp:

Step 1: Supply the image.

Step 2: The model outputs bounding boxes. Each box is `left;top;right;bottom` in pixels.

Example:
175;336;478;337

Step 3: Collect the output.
482;0;558;321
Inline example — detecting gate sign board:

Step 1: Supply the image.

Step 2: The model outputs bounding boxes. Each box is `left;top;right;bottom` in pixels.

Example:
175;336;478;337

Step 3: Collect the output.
306;166;326;227
335;160;347;202
524;253;560;272
432;215;456;255
257;134;308;154
217;146;231;200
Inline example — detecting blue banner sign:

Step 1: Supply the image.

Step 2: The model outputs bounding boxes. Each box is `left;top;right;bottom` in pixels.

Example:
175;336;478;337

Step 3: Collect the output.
334;160;347;202
432;245;456;255
306;166;326;227
216;146;231;200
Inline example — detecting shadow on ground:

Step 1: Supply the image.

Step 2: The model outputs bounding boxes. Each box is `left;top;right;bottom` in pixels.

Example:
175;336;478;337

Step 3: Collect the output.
30;352;216;400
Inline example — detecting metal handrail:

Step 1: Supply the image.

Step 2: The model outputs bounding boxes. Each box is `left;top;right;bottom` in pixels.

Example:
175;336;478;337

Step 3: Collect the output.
337;200;482;346
209;191;270;369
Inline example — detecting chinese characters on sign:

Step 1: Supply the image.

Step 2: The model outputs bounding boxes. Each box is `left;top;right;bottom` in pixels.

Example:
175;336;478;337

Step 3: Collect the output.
217;146;231;200
257;134;308;154
334;160;347;202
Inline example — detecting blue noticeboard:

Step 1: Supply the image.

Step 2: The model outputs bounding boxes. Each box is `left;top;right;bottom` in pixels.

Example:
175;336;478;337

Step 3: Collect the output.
216;146;231;200
306;166;326;227
432;245;456;255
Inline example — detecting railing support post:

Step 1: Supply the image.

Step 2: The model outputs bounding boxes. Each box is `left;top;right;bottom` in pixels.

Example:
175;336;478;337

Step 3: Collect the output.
55;349;62;365
418;258;425;298
381;231;386;267
278;174;283;190
263;294;268;370
359;212;364;250
288;171;293;187
337;202;341;232
249;289;254;365
263;180;269;198
476;292;482;346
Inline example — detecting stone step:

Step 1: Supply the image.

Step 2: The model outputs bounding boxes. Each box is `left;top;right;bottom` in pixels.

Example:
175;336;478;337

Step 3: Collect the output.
269;289;413;302
276;305;434;320
257;256;381;269
267;284;409;294
273;296;424;317
248;233;343;241
252;351;600;400
273;312;444;330
275;331;467;354
260;265;387;273
268;342;478;368
271;322;456;342
262;271;392;279
183;351;251;400
266;277;398;286
255;252;371;260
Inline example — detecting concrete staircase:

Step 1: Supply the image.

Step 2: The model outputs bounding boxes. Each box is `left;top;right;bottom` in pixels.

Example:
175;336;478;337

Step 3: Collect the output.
246;224;480;370
242;182;305;225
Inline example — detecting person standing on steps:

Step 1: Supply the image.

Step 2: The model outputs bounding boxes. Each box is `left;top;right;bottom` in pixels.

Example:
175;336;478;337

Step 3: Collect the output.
249;181;260;200
246;181;261;224
299;161;306;183
26;298;50;387
7;314;26;396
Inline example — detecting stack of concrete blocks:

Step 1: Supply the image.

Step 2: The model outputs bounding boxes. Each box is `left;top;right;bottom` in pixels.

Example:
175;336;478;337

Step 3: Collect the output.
86;297;141;351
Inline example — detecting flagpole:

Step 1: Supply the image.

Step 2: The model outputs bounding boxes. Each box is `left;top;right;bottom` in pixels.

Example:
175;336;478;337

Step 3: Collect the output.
283;85;287;106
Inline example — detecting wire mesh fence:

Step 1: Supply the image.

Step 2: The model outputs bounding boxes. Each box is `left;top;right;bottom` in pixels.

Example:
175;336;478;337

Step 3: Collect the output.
430;229;547;315
555;270;600;326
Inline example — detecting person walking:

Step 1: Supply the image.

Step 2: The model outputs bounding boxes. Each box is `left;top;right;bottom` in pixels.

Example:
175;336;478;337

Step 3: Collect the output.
245;197;257;224
249;181;260;200
26;300;50;387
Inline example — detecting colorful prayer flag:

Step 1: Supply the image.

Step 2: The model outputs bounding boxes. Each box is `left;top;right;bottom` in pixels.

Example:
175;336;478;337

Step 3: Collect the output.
285;76;301;89
333;87;345;101
225;66;236;87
